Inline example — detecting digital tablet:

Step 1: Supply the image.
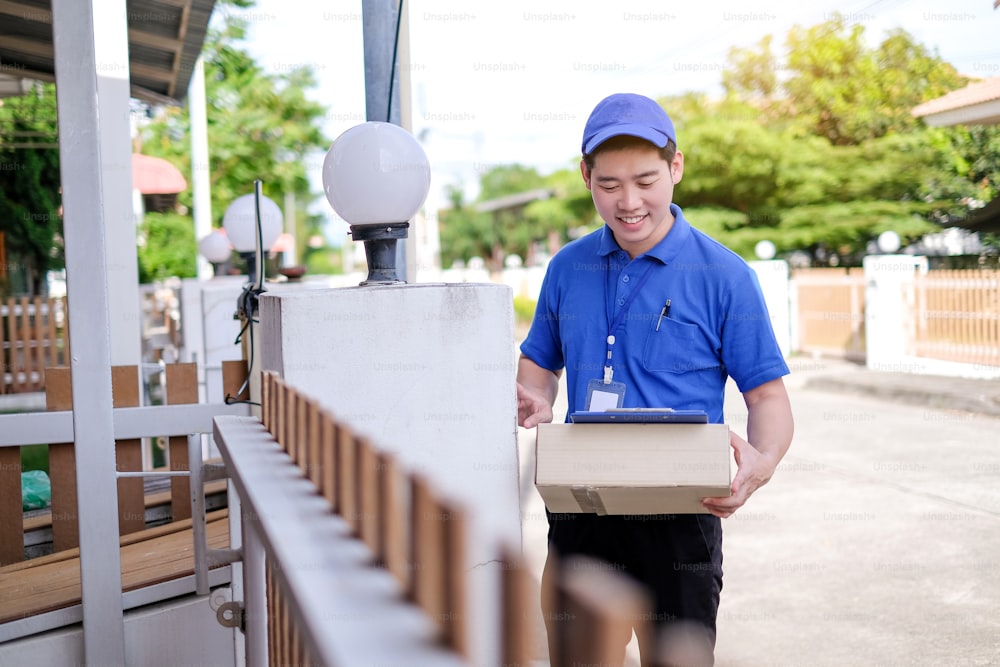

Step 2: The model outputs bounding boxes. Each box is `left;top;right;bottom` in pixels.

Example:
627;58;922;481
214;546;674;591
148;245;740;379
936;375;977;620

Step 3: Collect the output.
569;408;709;424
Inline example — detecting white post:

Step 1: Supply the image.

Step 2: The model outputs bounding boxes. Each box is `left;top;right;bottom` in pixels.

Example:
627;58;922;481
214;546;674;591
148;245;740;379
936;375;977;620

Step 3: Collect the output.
863;254;926;372
94;0;142;367
51;0;126;662
190;57;214;281
749;259;791;358
241;511;268;667
282;191;297;268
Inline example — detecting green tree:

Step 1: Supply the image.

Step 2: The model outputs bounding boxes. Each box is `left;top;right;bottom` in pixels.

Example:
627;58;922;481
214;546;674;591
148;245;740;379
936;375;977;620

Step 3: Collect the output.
0;82;62;296
138;212;197;282
726;14;967;146
139;3;330;271
438;164;597;269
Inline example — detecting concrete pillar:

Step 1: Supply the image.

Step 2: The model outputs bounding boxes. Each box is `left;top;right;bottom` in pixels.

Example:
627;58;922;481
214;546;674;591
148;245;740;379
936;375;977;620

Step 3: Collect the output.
863;254;927;372
749;259;791;358
94;0;142;366
259;283;520;667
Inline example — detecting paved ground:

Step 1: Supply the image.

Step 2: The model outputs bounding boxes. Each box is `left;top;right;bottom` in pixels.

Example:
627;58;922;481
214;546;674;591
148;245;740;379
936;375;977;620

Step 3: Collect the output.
516;355;1000;666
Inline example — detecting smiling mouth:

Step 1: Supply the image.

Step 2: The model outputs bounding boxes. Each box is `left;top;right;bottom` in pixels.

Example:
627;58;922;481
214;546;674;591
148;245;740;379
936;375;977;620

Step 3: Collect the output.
618;214;647;225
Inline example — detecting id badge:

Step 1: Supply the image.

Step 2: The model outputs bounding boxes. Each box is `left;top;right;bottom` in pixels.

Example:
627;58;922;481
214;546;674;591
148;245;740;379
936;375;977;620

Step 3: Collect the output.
585;378;626;411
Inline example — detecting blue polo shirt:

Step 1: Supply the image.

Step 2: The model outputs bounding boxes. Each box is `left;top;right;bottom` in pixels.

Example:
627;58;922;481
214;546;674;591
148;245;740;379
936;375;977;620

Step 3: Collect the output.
520;204;789;424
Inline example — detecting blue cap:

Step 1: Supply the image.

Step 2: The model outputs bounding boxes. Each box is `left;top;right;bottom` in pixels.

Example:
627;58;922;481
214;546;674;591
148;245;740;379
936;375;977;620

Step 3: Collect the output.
582;93;676;155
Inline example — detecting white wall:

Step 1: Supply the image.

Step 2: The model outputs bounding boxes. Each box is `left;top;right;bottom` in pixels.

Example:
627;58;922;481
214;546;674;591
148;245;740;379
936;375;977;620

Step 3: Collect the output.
258;282;521;667
0;595;235;666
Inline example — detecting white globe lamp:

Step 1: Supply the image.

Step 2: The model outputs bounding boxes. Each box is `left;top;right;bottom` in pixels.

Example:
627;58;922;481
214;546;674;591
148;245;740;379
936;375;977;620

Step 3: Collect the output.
198;229;232;276
322;121;431;285
877;230;901;254
754;239;777;261
223;191;283;286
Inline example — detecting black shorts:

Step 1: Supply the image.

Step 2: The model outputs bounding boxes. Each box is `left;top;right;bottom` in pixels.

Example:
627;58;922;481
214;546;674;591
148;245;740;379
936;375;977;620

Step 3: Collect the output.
547;511;724;642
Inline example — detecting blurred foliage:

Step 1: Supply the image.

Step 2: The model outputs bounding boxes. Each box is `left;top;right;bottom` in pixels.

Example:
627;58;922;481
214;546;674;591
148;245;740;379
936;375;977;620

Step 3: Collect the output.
437;14;998;267
138;212;198;283
513;295;537;325
0;82;62;296
138;2;330;269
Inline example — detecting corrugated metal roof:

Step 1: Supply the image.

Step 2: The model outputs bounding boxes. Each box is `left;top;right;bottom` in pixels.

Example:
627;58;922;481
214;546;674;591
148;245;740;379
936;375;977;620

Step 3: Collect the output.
0;0;217;104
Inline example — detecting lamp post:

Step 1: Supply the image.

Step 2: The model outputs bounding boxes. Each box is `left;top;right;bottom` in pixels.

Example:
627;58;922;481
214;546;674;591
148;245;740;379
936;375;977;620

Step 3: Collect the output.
322;121;431;286
222;191;283;288
197;228;232;277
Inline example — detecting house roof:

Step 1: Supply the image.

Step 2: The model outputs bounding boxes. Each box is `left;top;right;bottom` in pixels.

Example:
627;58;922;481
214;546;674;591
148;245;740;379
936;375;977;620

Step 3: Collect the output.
912;70;1000;234
475;188;555;214
0;0;217;105
912;76;1000;126
132;153;187;194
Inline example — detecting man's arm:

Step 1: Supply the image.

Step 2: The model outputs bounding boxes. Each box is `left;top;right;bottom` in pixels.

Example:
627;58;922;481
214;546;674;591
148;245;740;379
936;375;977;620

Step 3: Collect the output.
702;376;793;518
516;355;562;428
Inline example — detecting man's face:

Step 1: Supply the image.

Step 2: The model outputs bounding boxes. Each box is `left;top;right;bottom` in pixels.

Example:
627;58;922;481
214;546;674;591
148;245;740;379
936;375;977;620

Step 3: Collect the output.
580;143;684;259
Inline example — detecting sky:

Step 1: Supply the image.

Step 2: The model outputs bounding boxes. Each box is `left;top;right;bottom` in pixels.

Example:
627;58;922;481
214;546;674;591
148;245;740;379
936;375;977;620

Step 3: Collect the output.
231;0;1000;236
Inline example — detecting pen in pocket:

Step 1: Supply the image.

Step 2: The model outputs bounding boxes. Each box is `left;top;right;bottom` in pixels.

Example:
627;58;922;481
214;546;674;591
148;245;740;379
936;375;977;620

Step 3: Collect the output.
655;299;671;331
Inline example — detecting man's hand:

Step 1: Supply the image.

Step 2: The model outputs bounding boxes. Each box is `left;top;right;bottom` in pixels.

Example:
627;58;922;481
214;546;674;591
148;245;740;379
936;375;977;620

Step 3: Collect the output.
516;356;561;429
702;377;793;518
701;430;778;519
517;382;553;429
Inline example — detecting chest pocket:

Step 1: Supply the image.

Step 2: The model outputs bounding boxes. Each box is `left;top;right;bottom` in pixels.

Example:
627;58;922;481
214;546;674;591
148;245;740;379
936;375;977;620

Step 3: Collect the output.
642;318;721;373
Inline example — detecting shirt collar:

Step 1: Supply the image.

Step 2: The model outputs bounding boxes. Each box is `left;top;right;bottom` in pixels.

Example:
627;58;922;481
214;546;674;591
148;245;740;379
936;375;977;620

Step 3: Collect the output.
597;203;692;265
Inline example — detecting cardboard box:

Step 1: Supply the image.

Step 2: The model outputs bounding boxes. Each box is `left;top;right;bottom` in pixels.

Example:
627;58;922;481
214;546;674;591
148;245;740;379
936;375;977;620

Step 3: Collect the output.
534;423;731;515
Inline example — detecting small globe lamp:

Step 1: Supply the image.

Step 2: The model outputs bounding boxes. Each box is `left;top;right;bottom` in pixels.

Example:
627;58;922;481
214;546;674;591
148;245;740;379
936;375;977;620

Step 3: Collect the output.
222;191;283;287
877;230;901;254
754;239;777;261
322;121;431;286
198;228;232;277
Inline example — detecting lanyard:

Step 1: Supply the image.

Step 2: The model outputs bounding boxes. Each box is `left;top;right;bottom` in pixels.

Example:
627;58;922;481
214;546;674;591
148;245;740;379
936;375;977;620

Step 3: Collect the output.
602;260;655;383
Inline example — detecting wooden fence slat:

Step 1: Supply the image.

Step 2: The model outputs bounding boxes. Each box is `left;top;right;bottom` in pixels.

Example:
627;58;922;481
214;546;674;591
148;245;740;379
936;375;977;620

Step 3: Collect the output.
0;446;22;565
307;398;321;488
500;547;533;667
15;297;27;392
274;376;286;452
320;411;337;511
337;425;358;533
409;474;445;627
166;363;198;522
267;563;278;667
284;385;296;460
357;437;379;556
113;366;144;536
46;367;77;553
296;391;308;476
442;501;467;656
221;359;247;406
378;452;407;588
32;297;43;391
559;555;654;667
0;299;7;395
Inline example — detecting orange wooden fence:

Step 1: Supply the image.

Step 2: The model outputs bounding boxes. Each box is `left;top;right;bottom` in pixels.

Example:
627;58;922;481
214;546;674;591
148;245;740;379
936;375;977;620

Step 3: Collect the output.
0;364;204;566
910;269;1000;367
791;268;866;361
0;297;69;394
